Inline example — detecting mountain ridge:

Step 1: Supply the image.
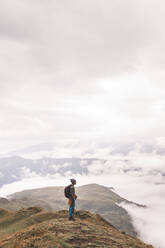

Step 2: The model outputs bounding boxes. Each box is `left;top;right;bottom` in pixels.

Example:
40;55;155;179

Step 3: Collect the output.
0;207;153;248
0;184;144;237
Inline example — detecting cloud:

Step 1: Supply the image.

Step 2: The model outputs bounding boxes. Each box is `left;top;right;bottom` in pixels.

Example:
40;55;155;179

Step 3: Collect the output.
20;167;40;178
121;195;165;248
0;0;165;151
0;0;163;85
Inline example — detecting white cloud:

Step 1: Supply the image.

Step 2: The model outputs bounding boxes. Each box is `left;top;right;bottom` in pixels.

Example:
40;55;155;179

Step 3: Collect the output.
121;199;165;248
51;162;71;172
20;167;40;178
0;1;165;151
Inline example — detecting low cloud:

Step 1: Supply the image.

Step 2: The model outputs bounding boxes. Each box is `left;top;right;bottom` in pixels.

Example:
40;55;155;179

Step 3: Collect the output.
20;167;40;178
121;201;165;248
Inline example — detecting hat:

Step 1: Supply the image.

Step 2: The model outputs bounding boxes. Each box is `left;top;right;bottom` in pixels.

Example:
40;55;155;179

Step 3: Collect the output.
70;178;76;184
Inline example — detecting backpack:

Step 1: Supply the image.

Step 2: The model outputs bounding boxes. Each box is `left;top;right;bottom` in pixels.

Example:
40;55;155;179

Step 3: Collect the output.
64;185;71;198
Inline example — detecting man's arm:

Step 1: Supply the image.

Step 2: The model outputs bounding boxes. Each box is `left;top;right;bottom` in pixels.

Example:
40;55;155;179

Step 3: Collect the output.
70;185;77;200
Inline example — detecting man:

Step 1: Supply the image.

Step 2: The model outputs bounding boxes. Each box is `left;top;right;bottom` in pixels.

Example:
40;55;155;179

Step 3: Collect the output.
68;178;77;221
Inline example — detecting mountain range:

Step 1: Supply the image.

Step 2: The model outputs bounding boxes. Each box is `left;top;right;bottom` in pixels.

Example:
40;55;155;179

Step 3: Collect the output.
0;155;164;189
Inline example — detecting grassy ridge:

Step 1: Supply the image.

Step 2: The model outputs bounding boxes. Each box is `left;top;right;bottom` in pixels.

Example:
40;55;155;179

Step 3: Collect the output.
4;184;140;236
0;208;153;248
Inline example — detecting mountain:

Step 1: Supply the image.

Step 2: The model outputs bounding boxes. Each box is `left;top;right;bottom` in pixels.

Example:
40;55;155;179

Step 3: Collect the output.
0;207;153;248
0;184;144;237
0;155;164;189
0;156;96;187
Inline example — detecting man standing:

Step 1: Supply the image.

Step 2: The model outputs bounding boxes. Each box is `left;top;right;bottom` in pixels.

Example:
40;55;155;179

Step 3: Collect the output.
68;178;77;221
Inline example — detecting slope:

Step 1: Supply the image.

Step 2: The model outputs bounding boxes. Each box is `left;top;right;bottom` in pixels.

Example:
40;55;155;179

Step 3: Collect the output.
0;208;153;248
1;184;143;237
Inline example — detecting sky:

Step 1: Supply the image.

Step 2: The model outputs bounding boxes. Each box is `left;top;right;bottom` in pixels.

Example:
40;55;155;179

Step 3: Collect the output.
1;0;165;153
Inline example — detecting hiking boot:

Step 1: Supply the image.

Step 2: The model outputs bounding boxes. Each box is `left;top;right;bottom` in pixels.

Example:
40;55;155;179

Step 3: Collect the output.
68;217;75;221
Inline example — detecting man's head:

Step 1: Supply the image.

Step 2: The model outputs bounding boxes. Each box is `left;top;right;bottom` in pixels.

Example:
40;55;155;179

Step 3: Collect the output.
70;178;76;185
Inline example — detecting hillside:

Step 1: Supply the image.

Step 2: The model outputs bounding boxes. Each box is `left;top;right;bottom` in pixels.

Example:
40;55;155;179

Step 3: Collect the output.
3;184;141;236
0;207;153;248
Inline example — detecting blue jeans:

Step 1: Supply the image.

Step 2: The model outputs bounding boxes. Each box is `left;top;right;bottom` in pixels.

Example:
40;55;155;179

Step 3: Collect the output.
69;199;75;218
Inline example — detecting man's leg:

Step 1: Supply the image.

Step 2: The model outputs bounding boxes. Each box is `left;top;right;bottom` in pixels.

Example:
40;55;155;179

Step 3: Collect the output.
72;199;75;216
69;199;75;220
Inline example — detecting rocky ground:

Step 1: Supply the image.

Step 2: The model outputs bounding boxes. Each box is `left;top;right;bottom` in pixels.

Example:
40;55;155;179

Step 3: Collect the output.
0;207;153;248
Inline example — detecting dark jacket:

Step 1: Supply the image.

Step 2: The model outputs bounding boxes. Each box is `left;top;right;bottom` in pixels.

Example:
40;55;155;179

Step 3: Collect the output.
70;184;77;200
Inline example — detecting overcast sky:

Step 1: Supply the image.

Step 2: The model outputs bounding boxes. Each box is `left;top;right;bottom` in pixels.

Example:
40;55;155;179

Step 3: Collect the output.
1;0;165;153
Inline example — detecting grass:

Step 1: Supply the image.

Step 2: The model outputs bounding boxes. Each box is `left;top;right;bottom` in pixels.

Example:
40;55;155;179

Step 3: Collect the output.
0;208;153;248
